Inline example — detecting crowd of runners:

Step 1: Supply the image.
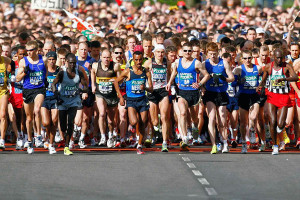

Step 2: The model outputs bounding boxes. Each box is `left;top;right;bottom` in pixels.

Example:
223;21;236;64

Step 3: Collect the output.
1;0;300;155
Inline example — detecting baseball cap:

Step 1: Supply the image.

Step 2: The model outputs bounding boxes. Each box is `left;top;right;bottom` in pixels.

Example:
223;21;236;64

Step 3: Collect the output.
256;27;265;34
152;44;165;52
199;32;208;39
134;45;144;53
46;51;57;59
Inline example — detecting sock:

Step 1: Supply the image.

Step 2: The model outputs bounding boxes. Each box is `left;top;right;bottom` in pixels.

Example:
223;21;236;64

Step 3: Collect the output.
101;133;105;139
223;140;228;146
79;133;85;141
277;126;283;134
137;144;142;149
261;140;266;145
28;141;33;148
163;140;167;145
49;143;53;148
153;125;159;132
108;131;113;139
77;126;82;132
183;135;188;143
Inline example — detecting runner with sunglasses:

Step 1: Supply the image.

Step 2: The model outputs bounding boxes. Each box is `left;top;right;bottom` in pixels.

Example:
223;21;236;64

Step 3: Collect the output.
16;41;47;154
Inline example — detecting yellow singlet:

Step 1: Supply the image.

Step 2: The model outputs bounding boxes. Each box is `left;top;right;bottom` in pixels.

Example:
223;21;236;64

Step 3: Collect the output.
0;56;8;97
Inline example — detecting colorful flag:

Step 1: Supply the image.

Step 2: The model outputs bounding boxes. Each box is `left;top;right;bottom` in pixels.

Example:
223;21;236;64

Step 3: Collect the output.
63;9;96;32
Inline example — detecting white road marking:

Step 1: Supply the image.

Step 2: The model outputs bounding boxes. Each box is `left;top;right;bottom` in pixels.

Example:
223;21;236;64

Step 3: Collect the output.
205;188;218;196
187;163;196;168
198;178;210;185
182;157;191;162
192;170;203;176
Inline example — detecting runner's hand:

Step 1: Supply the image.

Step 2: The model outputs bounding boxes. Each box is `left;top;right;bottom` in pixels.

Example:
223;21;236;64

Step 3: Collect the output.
256;86;262;93
166;83;171;91
92;85;96;94
192;82;200;89
82;92;88;100
119;96;125;106
140;84;145;91
10;75;16;83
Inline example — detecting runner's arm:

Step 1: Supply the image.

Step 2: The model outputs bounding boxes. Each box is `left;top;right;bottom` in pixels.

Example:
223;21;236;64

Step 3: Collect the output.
166;59;178;90
51;71;63;93
282;63;298;82
91;63;97;94
78;65;89;83
257;63;270;91
224;60;234;82
114;68;129;98
145;68;153;93
196;61;210;86
16;59;26;82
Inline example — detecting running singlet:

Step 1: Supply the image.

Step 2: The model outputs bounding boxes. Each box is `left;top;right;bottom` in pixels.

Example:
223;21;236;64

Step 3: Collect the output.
23;55;46;89
95;61;116;96
227;76;238;97
205;58;228;92
268;62;289;94
76;56;91;86
239;64;259;94
177;58;197;91
151;57;168;90
46;67;59;97
0;56;8;94
60;68;80;98
126;67;146;98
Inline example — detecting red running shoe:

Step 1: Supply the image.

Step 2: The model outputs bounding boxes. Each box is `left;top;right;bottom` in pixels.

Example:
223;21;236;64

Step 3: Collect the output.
137;147;145;155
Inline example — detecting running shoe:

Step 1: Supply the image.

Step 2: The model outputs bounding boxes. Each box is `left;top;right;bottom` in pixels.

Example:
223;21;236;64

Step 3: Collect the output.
44;141;49;149
78;140;87;149
27;147;34;154
241;143;247;154
107;138;114;148
16;138;23;150
90;137;98;146
137;147;145;155
210;145;217;154
64;147;73;155
217;143;222;152
69;140;75;150
283;130;290;144
0;139;5;150
114;141;121;147
49;146;57;154
180;141;189;151
279;142;286;151
249;129;256;144
23;134;28;148
161;143;168;152
35;136;43;148
144;139;152;148
272;145;279;155
99;137;107;146
231;139;238;148
259;143;266;152
128;140;138;148
120;139;127;148
192;139;199;146
151;137;156;146
246;141;251;149
55;131;61;143
222;145;229;153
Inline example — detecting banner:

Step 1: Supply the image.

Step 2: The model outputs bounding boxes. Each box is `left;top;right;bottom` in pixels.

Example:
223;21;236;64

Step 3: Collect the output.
63;9;97;32
31;0;64;10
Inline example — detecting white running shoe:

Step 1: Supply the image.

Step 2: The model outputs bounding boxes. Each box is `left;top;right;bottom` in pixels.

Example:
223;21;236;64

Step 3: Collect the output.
241;143;247;154
107;138;114;148
99;137;106;146
0;139;5;149
222;145;229;153
55;132;61;143
16;138;23;150
35;136;43;148
49;146;57;154
27;147;34;154
78;140;87;149
272;145;279;155
69;140;75;150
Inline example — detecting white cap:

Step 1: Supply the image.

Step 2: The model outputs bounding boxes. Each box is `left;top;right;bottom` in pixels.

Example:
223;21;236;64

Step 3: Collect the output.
256;27;265;34
152;44;165;52
55;33;63;37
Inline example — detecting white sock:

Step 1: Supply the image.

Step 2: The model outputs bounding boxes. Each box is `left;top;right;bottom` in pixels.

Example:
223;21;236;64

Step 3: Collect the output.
137;144;142;149
79;133;85;141
49;143;53;148
101;134;105;139
163;141;167;145
153;125;159;132
223;140;228;146
108;131;113;139
183;136;188;143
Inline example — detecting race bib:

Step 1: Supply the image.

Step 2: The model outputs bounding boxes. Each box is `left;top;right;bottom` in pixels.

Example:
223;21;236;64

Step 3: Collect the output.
131;79;145;94
0;72;5;86
63;85;77;97
29;71;43;85
180;73;193;87
244;75;258;89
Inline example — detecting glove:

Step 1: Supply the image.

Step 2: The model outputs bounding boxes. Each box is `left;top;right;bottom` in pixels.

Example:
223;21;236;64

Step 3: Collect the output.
219;75;227;81
212;73;220;85
24;65;30;74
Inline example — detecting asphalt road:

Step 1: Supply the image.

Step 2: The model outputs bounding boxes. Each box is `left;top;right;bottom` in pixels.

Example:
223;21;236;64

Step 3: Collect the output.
1;148;300;200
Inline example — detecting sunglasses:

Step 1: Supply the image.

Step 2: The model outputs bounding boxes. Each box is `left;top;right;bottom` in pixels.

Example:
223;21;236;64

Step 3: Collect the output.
243;57;252;60
26;48;36;52
183;50;192;53
114;52;123;54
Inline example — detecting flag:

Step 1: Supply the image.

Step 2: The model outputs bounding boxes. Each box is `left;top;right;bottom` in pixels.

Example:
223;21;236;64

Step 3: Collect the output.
115;0;122;6
239;15;246;23
63;9;96;32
